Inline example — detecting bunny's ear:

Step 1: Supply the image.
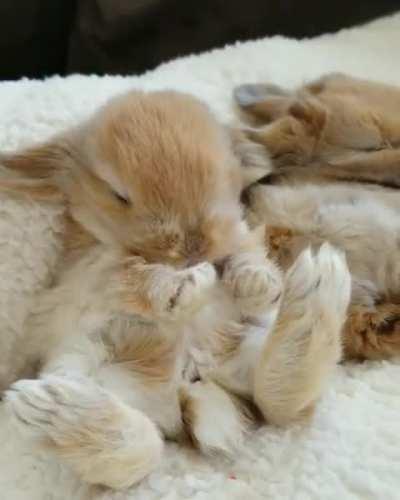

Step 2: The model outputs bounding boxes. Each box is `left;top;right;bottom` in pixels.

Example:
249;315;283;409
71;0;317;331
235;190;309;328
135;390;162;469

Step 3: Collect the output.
229;127;273;188
0;137;72;201
234;83;290;106
234;83;293;123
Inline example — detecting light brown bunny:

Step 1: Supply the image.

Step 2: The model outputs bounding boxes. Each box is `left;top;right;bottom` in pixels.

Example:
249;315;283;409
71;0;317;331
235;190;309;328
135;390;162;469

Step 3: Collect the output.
0;89;349;490
235;72;400;188
235;73;400;360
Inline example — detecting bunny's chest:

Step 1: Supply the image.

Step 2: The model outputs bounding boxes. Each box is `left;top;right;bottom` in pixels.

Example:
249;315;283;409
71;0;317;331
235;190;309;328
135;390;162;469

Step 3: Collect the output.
111;295;236;370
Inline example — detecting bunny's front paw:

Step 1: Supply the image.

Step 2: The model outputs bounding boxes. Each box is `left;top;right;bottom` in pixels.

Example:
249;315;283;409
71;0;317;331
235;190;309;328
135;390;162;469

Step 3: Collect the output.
222;255;282;315
157;262;217;321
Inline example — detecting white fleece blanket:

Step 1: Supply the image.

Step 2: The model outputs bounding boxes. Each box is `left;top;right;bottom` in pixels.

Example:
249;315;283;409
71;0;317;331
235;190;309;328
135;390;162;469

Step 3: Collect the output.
1;13;400;500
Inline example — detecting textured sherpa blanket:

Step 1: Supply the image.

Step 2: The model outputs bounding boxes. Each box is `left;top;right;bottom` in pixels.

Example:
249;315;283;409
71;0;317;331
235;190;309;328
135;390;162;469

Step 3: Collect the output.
1;12;400;500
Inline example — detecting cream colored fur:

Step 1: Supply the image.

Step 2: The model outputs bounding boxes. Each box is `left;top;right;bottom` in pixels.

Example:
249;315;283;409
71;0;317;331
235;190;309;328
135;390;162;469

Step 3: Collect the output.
246;182;400;305
4;241;349;490
0;89;351;491
236;73;400;362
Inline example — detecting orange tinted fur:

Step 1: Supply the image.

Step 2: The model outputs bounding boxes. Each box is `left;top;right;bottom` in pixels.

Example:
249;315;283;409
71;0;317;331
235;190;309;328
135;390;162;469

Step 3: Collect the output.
4;89;315;490
1;91;249;268
238;73;400;361
0;87;353;491
236;73;400;188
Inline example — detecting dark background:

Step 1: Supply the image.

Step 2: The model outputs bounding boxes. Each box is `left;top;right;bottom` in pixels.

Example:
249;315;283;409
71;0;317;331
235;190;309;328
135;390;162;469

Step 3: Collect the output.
1;0;398;80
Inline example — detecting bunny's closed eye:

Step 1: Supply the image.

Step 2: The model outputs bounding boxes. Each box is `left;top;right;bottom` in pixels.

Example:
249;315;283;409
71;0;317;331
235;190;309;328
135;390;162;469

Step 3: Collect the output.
112;190;131;205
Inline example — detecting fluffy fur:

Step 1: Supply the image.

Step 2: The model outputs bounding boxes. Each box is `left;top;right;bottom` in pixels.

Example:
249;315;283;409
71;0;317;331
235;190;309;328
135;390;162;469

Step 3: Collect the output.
0;89;349;491
237;74;400;360
2;13;400;499
235;73;400;187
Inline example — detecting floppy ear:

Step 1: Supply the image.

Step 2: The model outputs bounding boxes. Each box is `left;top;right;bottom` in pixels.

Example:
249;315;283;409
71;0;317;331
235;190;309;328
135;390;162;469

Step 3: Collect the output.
0;137;72;201
234;83;290;106
229;127;273;188
234;83;294;124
